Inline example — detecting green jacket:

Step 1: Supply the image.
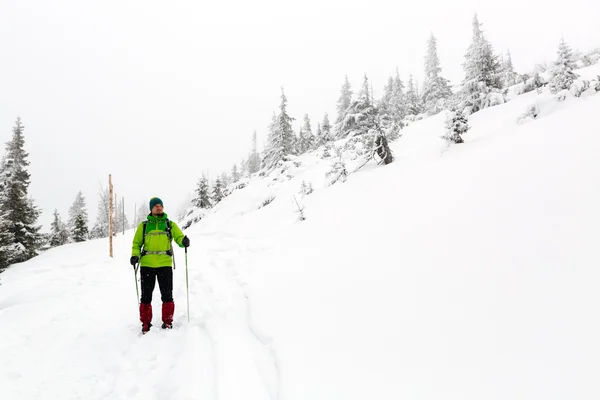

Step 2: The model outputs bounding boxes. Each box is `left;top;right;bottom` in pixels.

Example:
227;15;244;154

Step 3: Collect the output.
131;213;185;268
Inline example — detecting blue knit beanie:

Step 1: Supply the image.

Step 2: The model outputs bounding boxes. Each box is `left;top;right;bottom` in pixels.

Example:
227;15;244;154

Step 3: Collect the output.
149;197;163;211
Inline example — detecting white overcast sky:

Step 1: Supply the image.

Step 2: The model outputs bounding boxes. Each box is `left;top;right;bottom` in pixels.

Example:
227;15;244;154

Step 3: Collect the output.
0;0;598;229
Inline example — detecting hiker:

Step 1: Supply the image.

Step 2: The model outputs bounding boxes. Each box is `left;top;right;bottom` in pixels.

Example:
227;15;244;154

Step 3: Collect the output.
130;197;190;333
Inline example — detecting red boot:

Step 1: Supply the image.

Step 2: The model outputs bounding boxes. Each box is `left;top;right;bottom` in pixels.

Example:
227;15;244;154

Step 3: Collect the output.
162;302;174;329
140;303;152;333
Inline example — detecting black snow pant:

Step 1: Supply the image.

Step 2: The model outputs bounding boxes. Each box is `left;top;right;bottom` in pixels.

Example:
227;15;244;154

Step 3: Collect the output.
140;266;173;304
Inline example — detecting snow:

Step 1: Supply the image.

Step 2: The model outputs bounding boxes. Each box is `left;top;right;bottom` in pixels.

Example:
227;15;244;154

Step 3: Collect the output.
2;62;600;399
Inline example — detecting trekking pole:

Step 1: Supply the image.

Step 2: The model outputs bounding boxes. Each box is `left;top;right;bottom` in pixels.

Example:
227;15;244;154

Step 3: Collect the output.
185;247;190;322
134;263;140;307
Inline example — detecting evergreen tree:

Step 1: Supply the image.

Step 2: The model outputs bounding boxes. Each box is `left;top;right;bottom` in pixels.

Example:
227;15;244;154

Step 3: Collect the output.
502;49;518;87
339;75;378;138
391;69;406;121
405;74;423;115
0;118;42;266
247;130;262;174
135;203;149;226
548;38;579;94
48;209;70;247
422;33;453;115
89;186;110;239
212;178;224;203
231;164;241;183
68;191;88;242
116;197;129;233
262;89;296;169
0;212;17;271
296;114;314;153
442;110;470;144
334;75;353;136
321;113;332;142
460;14;503;113
192;175;212;209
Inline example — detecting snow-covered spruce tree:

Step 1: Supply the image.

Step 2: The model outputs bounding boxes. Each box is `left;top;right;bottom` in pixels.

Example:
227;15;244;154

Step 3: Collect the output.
334;75;353;137
262;89;296;170
48;209;70;248
442;109;470;144
422;33;453;115
405;74;423;116
212;178;224;204
460;14;503;114
548;38;579;94
68;191;88;242
321;113;332;143
325;155;348;186
391;69;407;122
502;49;518;87
116;197;129;233
0;212;17;271
296;114;315;154
231;164;241;183
192;174;212;209
339;75;378;138
135;203;148;226
0;118;43;266
89;186;111;239
247;130;262;174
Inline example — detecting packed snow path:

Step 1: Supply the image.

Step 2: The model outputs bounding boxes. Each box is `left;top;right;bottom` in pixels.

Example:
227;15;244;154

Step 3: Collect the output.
0;232;278;400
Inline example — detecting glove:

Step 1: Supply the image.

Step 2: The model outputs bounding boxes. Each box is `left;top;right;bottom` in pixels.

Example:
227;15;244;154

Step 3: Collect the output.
182;236;190;248
130;256;139;266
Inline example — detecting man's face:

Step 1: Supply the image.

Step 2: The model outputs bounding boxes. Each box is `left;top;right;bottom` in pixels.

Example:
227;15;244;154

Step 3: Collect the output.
151;204;164;216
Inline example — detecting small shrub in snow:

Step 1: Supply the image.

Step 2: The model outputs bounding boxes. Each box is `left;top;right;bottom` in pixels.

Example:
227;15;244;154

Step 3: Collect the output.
483;92;505;108
260;196;275;208
555;89;569;102
517;103;540;124
299;180;313;195
442;110;469;144
292;196;306;221
321;144;333;159
570;80;590;97
325;156;348;186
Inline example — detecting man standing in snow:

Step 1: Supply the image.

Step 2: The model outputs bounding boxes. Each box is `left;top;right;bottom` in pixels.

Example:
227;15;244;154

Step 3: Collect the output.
130;197;190;333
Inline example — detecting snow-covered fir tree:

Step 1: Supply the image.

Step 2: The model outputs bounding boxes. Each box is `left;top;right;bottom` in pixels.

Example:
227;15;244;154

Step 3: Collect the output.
240;158;248;177
502;49;518;87
296;114;314;154
548;38;579;94
116;197;129;234
405;74;423;116
247;130;261;174
262;89;296;170
460;14;503;114
48;209;70;248
231;164;241;183
321;113;332;143
0;118;42;267
68;191;88;242
326;155;348;186
392;69;406;121
135;203;149;226
0;212;17;271
193;175;212;209
442;109;470;144
212;178;225;204
334;75;353;136
422;33;453;115
89;187;110;239
339;75;378;138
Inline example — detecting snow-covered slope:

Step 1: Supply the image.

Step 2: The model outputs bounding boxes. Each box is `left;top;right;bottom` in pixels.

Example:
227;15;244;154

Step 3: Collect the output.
1;63;600;400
